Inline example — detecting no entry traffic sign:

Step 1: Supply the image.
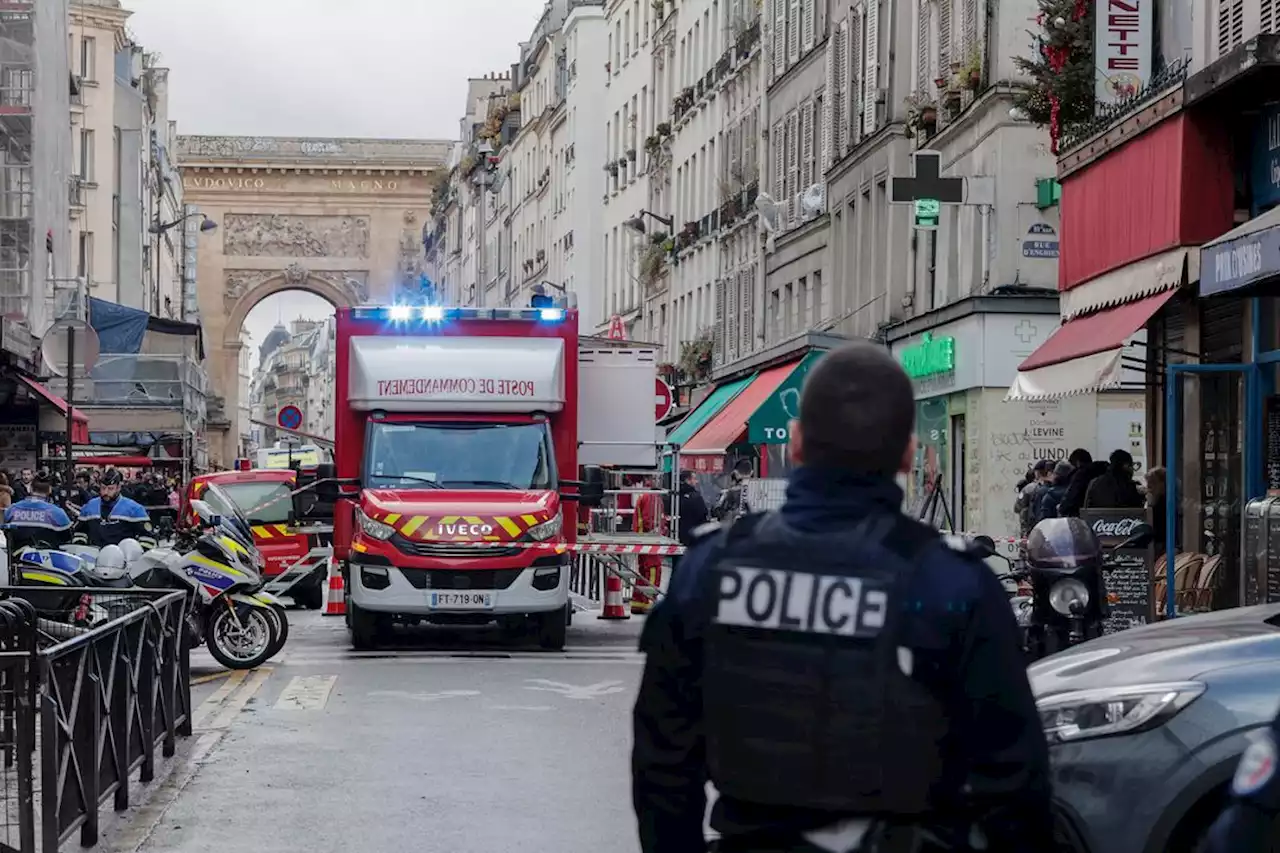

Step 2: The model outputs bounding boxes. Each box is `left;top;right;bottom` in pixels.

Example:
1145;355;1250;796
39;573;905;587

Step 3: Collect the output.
277;405;303;430
655;377;673;422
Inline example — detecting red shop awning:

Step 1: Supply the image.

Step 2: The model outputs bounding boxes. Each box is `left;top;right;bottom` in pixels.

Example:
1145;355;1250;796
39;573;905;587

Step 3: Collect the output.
19;376;90;444
1007;289;1178;401
682;361;797;454
76;456;151;467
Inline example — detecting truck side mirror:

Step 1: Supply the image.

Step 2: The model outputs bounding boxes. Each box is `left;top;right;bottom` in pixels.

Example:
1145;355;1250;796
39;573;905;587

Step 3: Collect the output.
578;465;606;508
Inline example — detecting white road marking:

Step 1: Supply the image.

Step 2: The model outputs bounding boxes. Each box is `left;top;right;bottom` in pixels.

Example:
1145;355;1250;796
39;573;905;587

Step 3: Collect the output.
274;675;337;710
485;704;554;711
523;678;627;699
368;689;481;702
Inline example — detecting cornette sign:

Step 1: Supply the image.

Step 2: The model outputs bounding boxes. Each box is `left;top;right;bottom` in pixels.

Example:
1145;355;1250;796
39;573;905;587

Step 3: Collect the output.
1200;224;1280;296
899;332;956;379
748;350;824;444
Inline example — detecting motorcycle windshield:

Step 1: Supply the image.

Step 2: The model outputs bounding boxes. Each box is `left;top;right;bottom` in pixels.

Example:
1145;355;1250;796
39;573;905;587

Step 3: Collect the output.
199;533;260;584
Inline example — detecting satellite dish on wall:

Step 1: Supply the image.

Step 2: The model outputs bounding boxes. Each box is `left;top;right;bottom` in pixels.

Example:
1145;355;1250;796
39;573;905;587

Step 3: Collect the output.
42;321;100;377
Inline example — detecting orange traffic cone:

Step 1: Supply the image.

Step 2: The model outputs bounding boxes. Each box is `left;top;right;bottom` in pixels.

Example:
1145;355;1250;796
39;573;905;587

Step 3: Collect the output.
323;559;346;616
598;569;629;620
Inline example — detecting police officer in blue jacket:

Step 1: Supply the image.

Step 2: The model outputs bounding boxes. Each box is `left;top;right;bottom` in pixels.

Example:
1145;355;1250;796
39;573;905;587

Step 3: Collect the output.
1204;714;1280;850
72;468;157;550
631;341;1054;853
3;471;73;550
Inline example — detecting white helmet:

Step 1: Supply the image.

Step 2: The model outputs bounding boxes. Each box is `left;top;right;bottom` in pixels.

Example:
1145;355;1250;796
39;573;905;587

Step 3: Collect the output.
118;538;144;565
94;544;127;581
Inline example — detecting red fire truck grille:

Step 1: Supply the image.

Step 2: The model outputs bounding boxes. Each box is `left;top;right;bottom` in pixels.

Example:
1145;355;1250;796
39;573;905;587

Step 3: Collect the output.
392;537;523;559
400;569;523;591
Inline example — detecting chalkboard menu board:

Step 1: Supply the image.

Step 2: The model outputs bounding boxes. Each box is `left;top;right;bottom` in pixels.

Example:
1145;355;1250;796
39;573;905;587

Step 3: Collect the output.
1081;508;1154;633
1267;396;1280;495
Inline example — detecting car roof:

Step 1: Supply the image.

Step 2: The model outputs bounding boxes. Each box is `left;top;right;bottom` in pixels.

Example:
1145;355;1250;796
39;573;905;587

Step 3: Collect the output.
193;469;296;486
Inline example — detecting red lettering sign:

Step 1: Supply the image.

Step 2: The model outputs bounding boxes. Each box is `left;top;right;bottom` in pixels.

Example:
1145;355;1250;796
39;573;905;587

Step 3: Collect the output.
375;378;537;397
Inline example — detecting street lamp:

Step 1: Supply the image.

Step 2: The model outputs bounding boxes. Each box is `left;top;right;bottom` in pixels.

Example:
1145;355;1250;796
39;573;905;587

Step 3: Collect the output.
151;211;217;235
623;210;675;234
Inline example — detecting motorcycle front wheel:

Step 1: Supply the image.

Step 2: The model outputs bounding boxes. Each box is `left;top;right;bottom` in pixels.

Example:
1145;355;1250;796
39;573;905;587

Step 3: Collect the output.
205;604;275;670
266;604;289;659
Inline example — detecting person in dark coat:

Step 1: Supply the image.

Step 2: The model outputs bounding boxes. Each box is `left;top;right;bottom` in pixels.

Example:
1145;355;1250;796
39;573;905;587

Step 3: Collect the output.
1083;449;1144;510
1057;449;1108;518
674;470;710;545
1037;461;1075;521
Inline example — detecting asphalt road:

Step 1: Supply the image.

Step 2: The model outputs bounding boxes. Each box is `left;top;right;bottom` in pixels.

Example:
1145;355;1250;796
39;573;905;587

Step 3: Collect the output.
112;610;647;853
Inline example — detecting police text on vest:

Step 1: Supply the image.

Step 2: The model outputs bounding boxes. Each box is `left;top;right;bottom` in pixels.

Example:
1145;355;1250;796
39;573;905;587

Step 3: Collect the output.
713;567;887;637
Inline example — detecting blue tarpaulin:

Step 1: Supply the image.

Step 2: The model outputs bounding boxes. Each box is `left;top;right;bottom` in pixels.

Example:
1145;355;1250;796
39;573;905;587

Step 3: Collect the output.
88;297;149;354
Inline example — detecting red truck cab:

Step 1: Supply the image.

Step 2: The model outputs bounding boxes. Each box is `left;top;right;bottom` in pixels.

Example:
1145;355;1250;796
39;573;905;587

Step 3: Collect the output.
315;304;615;650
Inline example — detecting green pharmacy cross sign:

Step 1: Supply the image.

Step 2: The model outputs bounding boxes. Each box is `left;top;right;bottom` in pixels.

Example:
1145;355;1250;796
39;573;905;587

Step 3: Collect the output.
889;150;965;232
900;332;956;379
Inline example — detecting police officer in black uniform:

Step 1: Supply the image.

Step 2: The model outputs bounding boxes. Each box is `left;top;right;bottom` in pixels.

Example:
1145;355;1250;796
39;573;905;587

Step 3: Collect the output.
1204;711;1280;851
631;341;1054;853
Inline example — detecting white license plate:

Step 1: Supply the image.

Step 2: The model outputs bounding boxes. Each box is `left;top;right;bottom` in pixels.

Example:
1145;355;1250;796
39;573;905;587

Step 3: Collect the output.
428;591;494;610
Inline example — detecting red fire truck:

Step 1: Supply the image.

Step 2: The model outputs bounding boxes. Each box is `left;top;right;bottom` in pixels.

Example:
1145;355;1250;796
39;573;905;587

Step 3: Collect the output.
312;302;657;650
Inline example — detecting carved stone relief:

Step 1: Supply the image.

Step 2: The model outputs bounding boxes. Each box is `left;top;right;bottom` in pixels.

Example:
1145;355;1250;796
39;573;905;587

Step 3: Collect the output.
222;268;370;309
222;214;370;258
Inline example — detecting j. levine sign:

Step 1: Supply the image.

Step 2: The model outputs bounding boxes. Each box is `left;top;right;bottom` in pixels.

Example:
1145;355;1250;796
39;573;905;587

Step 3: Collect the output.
1201;223;1280;296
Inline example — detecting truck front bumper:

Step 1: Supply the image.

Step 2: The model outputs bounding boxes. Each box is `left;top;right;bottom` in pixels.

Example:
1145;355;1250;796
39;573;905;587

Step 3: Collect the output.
347;553;569;616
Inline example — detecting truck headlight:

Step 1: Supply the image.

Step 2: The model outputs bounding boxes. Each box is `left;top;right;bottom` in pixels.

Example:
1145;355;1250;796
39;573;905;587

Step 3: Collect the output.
524;513;562;542
1037;682;1204;744
356;507;396;541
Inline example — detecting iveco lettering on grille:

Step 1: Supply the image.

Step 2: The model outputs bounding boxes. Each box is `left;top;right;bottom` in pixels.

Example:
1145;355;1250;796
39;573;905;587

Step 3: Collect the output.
714;567;889;637
437;523;494;536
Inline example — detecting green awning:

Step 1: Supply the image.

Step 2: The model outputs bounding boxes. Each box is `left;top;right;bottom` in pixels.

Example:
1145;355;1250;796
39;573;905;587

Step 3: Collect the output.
746;350;826;444
663;376;753;470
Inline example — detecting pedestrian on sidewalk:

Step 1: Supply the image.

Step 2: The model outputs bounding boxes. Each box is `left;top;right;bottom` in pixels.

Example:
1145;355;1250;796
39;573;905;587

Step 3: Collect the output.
671;470;710;575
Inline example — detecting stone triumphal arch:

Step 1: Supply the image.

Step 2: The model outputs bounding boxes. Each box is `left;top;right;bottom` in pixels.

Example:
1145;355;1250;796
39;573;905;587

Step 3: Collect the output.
177;135;452;466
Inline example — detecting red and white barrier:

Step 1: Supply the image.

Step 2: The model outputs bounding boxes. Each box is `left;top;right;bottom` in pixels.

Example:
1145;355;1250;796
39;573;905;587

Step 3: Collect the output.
323;559;346;617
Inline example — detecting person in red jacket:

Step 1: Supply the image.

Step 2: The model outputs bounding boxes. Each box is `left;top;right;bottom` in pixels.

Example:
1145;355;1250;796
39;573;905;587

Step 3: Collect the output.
630;476;666;613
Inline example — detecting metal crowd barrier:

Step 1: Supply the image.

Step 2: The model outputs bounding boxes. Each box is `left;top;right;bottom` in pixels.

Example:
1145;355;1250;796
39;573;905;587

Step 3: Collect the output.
0;588;191;852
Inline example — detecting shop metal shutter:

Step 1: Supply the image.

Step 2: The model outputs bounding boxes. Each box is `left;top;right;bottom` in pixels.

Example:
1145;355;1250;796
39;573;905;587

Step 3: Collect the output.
1201;298;1244;362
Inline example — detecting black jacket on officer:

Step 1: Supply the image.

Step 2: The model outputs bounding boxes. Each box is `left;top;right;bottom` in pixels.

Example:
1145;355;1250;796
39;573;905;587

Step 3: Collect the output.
631;341;1052;853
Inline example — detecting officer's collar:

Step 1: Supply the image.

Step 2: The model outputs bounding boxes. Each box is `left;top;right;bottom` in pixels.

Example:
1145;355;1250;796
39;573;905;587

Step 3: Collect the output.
784;466;904;510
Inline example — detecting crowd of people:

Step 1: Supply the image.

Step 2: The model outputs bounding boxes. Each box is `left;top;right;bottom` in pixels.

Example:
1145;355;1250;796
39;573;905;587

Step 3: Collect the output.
0;466;180;514
1014;448;1166;541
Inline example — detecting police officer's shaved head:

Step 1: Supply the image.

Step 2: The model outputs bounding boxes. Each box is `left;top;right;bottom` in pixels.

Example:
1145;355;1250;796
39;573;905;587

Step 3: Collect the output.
793;341;915;476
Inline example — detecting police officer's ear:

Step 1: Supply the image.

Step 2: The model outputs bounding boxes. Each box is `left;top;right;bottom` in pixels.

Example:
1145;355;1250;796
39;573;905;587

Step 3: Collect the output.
900;433;917;474
787;419;804;467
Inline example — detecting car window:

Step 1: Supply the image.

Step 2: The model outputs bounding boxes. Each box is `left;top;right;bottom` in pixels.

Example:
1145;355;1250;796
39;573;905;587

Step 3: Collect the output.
219;481;294;524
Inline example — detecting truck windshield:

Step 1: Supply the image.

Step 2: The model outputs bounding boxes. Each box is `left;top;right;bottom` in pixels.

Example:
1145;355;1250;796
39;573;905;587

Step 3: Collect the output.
364;422;555;490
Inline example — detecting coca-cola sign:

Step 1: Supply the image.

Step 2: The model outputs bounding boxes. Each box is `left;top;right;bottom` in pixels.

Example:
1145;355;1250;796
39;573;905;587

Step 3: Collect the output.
1091;517;1142;539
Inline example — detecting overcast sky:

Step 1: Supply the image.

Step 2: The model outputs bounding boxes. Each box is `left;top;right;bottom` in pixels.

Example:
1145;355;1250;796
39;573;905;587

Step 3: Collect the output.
119;0;546;348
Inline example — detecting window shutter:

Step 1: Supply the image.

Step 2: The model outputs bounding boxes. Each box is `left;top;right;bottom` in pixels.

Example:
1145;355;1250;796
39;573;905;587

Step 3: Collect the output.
725;274;739;361
962;0;979;54
739;267;754;352
801;101;815;188
786;110;800;205
714;277;726;363
772;0;787;80
833;19;848;156
938;0;952;77
1263;0;1276;39
802;0;816;50
773;119;786;197
863;0;879;136
916;0;930;90
822;32;835;170
848;14;861;145
788;0;801;63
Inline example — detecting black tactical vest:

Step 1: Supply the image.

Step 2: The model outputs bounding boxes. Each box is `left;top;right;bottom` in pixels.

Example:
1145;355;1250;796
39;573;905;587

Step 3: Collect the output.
701;510;951;816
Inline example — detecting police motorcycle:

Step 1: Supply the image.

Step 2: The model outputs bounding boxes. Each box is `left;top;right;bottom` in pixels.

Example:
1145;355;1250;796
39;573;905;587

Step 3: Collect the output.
972;517;1153;661
123;500;287;669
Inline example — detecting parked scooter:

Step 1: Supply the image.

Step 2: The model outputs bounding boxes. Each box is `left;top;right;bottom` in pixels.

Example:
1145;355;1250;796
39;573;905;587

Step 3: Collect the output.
972;517;1153;661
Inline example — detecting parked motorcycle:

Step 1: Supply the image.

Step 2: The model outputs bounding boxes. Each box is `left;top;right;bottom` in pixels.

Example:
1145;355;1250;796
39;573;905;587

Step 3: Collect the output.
973;517;1153;661
122;500;287;669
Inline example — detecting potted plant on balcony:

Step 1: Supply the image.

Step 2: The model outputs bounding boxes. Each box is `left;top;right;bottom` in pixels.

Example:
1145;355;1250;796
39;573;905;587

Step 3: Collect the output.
960;46;984;91
605;161;619;177
903;91;937;137
626;148;637;161
657;121;672;138
645;134;662;154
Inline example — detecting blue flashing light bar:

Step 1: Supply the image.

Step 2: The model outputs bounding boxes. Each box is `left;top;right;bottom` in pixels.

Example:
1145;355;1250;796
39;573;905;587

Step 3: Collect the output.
350;305;568;323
